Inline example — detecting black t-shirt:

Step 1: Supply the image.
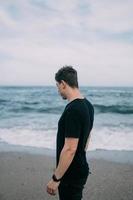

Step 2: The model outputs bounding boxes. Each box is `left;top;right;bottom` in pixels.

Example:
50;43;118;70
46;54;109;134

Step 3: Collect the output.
56;97;94;181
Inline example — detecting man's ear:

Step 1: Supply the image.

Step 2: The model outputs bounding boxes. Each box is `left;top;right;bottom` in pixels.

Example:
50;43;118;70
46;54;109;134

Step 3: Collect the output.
61;80;67;88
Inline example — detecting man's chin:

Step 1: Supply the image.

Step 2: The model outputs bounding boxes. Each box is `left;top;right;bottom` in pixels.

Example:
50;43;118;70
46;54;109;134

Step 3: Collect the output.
62;96;67;100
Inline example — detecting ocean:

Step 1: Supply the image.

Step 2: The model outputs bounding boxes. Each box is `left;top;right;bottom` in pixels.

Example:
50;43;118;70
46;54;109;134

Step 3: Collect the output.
0;86;133;151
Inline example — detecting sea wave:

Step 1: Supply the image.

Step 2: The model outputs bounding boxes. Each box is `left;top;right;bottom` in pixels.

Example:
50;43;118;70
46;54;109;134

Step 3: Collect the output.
0;127;133;151
0;99;8;103
94;104;133;114
9;106;64;114
1;103;133;115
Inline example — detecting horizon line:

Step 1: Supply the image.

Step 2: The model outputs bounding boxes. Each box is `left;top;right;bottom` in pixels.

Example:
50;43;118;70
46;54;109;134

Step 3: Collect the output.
0;85;133;88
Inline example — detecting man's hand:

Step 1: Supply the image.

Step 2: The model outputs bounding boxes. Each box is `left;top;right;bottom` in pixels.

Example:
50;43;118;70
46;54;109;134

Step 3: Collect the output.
46;179;60;196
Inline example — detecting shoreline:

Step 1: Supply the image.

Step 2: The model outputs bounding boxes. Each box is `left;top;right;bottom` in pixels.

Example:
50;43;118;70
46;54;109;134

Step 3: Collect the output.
0;141;133;164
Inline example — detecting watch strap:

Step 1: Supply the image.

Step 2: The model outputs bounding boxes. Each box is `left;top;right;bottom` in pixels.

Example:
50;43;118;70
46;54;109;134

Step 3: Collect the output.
52;174;62;182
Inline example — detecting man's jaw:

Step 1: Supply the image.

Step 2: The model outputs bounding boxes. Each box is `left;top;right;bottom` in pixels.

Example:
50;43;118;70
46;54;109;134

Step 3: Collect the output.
61;94;67;100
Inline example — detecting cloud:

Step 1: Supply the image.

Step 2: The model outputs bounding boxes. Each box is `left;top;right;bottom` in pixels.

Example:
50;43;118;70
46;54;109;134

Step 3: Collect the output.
0;9;16;28
0;0;133;86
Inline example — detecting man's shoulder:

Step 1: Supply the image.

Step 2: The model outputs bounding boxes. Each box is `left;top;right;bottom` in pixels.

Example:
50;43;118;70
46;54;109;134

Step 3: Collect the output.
68;98;93;109
65;99;81;111
65;98;91;114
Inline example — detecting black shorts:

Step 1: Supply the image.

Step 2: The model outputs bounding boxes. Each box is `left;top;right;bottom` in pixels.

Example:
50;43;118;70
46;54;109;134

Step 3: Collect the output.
58;175;89;200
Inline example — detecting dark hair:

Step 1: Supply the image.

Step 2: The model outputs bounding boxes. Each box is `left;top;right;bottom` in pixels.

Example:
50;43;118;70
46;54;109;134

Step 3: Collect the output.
55;66;79;88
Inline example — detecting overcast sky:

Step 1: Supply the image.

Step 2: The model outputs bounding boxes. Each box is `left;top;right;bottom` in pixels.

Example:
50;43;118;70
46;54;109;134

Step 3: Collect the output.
0;0;133;86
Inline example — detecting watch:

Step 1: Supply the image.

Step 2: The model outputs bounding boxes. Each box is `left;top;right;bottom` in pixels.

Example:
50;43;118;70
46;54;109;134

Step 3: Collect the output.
52;174;62;182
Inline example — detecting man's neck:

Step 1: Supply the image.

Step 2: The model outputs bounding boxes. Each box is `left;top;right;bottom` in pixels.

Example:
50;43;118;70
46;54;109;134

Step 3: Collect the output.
67;89;84;102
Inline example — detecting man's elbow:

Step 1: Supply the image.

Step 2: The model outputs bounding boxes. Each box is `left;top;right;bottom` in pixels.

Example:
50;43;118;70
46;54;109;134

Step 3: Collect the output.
63;146;77;155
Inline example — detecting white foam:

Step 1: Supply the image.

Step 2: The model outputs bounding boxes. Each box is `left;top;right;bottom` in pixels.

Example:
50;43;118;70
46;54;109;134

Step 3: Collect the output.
88;127;133;151
0;127;133;151
0;128;56;150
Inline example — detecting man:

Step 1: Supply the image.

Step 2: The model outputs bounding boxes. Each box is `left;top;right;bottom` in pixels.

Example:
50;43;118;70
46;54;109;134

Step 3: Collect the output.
46;66;94;200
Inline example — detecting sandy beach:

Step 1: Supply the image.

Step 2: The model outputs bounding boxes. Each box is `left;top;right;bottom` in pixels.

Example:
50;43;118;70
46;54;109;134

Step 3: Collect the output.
0;147;133;200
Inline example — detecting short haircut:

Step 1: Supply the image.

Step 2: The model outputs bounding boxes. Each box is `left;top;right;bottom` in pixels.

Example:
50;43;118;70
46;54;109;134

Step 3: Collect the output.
55;66;79;88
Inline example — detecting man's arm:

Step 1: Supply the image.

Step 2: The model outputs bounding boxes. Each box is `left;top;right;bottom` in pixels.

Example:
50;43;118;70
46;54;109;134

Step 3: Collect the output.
85;134;91;151
54;137;79;180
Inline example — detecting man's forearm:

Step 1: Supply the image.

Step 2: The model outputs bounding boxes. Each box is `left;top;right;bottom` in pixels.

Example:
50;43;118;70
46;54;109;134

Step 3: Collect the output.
54;147;76;180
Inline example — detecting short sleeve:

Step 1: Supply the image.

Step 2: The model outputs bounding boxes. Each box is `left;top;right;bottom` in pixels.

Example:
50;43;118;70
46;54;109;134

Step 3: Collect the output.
65;109;81;138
